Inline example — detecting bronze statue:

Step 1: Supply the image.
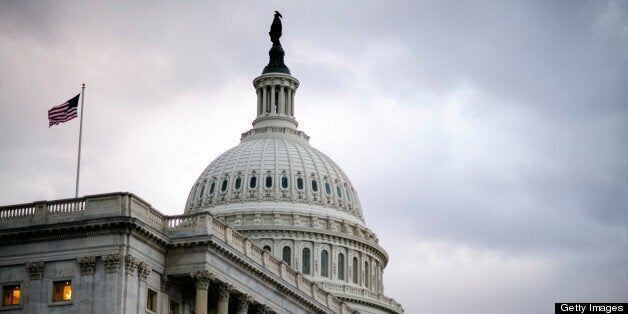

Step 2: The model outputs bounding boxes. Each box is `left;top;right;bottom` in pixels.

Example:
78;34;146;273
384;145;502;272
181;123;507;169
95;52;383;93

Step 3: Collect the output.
263;11;290;74
269;11;282;46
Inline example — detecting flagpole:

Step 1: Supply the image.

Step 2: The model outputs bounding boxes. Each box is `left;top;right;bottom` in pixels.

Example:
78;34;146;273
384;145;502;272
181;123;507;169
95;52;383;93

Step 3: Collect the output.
75;83;86;198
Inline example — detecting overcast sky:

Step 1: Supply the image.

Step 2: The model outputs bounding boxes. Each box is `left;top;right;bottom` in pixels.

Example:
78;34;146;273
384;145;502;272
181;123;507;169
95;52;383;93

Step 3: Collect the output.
1;1;627;313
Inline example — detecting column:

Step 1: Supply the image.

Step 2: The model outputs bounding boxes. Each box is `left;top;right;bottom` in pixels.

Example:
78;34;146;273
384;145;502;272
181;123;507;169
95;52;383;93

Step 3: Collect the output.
278;85;285;115
192;270;214;314
290;90;295;116
285;87;292;116
261;85;267;115
160;278;170;314
123;254;138;313
77;256;96;314
137;262;151;313
217;283;232;314
237;294;252;314
270;85;276;114
102;254;122;314
256;88;262;116
25;261;45;313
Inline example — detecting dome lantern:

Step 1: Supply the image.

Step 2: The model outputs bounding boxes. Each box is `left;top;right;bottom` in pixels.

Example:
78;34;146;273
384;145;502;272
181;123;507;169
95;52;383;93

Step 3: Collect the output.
249;11;301;133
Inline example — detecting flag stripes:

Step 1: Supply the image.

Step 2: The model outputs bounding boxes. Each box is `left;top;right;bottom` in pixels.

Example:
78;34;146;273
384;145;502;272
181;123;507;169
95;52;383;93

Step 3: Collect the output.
49;94;80;127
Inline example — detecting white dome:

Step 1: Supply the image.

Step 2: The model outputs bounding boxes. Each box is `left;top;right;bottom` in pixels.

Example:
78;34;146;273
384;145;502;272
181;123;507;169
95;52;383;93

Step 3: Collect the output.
185;136;365;225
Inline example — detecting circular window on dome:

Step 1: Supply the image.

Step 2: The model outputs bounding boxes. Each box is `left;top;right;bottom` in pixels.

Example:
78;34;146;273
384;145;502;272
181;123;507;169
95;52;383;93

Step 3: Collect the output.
281;176;289;189
221;179;228;192
265;175;273;188
311;179;318;192
297;177;304;190
234;177;242;190
250;176;257;189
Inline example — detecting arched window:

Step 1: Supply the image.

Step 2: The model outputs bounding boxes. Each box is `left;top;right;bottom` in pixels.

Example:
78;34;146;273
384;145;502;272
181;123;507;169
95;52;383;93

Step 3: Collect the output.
221;179;228;192
338;253;345;280
281;176;289;189
325;182;331;195
265;175;273;188
365;261;370;288
282;246;291;266
302;248;311;275
346;188;351;203
209;181;216;195
352;257;358;284
336;185;342;198
234;177;242;190
198;183;205;199
297;177;304;190
311;179;318;192
250;176;257;189
263;245;271;253
321;250;329;277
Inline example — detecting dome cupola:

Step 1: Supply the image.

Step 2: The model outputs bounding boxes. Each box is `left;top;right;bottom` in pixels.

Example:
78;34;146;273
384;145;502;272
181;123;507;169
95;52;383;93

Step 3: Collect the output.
184;13;402;314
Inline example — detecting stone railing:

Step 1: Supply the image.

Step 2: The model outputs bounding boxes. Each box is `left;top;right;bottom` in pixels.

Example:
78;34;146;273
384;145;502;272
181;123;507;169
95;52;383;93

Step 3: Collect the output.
0;196;86;228
321;282;404;313
0;192;402;314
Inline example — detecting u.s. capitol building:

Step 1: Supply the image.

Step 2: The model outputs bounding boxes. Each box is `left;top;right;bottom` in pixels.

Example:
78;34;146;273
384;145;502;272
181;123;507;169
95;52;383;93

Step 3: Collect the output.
0;13;403;314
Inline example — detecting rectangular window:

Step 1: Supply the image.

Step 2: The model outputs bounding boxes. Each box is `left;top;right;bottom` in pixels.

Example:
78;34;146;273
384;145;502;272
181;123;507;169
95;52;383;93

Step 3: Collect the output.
2;285;20;306
169;300;180;314
52;280;72;302
147;289;157;311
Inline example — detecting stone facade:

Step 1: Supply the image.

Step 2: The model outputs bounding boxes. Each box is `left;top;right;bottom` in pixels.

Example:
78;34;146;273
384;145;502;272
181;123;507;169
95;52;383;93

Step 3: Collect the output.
0;193;401;313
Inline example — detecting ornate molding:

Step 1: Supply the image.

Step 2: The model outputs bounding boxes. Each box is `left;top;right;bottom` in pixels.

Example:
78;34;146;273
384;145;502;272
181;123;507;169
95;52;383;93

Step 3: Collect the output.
191;270;214;290
138;262;151;281
77;256;96;275
238;294;253;312
26;261;45;280
124;254;138;275
217;283;232;301
256;304;270;314
102;253;121;272
161;278;170;292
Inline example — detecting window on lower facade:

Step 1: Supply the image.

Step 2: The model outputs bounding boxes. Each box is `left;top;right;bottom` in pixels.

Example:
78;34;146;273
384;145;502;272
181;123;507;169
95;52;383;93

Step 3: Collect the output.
52;280;72;302
147;288;157;311
2;285;20;306
263;245;272;253
170;300;180;314
321;250;329;277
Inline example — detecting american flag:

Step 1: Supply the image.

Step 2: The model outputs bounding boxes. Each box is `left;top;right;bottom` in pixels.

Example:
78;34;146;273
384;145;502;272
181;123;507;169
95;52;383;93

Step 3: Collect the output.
48;94;80;127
